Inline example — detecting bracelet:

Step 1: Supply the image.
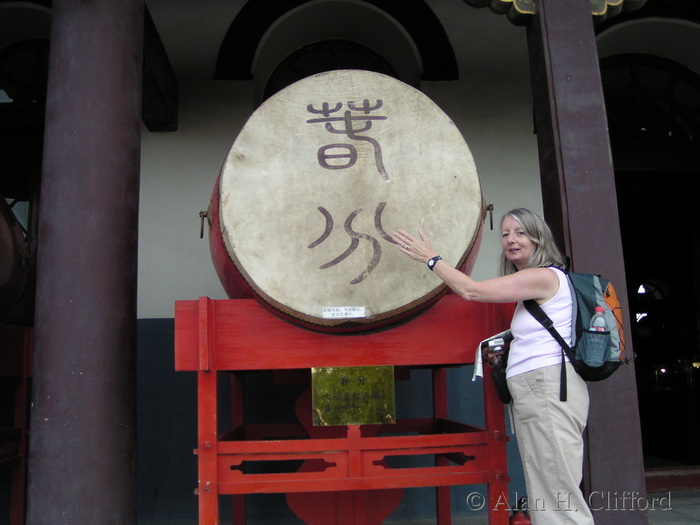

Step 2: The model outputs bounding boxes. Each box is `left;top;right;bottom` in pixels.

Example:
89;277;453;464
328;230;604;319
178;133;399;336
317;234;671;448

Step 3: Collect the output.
427;255;442;271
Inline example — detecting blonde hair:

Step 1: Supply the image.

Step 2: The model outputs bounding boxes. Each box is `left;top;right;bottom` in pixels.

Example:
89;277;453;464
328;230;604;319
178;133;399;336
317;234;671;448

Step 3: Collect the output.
498;208;567;276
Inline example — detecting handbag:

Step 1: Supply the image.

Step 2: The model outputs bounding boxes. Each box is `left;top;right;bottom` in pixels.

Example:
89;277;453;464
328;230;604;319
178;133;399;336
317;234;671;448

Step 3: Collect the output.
491;357;511;404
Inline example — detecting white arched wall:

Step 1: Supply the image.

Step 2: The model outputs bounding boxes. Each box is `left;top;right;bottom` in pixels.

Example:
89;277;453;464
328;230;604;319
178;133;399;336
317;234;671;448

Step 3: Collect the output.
597;17;700;76
251;0;424;100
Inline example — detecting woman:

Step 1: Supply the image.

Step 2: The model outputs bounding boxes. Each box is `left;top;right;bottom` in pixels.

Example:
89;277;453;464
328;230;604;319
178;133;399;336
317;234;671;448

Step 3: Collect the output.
392;208;594;525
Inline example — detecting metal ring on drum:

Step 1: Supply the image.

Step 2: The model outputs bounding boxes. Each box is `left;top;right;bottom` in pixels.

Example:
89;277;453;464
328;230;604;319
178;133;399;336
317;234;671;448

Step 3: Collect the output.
208;69;485;333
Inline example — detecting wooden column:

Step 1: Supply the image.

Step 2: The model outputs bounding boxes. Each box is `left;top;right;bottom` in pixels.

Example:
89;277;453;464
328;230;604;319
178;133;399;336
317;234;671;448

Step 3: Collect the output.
526;1;648;524
27;1;144;523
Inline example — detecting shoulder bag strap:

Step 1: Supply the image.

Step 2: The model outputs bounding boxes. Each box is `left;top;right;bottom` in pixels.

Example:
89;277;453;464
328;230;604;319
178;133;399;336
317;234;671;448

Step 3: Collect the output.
523;299;573;402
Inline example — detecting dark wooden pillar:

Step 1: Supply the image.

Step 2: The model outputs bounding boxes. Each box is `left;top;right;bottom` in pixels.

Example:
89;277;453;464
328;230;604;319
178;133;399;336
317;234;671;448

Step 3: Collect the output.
527;1;648;524
27;1;144;523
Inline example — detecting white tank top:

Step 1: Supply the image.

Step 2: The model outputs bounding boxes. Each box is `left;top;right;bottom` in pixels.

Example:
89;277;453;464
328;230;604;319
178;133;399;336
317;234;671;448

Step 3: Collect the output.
506;267;572;379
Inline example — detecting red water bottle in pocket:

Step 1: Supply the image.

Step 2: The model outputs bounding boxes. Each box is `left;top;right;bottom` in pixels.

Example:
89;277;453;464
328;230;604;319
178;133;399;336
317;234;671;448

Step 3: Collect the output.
589;306;607;332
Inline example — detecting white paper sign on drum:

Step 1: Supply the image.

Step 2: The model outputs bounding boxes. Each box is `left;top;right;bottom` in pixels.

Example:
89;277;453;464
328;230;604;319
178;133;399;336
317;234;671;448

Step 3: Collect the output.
209;69;484;332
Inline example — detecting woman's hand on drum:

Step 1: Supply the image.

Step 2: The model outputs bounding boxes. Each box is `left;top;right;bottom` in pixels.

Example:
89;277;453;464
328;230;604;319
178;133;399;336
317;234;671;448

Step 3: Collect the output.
392;228;437;264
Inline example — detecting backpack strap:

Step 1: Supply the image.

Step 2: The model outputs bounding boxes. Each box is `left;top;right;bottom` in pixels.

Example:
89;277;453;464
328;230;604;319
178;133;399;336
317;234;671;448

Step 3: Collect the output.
523;299;574;402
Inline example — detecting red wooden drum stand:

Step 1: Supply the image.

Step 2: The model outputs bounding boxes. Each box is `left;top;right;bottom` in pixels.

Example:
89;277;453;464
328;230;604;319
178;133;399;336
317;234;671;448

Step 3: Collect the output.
175;296;513;525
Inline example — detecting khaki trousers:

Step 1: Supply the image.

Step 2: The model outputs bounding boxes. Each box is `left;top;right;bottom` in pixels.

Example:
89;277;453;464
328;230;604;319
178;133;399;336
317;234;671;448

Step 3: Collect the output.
507;363;594;525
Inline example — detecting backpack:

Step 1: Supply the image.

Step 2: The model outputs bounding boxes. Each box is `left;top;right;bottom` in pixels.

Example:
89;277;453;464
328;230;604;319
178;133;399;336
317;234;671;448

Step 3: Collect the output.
524;270;628;401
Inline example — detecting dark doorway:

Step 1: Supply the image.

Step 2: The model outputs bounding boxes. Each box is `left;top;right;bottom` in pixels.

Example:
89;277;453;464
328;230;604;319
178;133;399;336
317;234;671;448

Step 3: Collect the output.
601;53;700;473
616;171;700;468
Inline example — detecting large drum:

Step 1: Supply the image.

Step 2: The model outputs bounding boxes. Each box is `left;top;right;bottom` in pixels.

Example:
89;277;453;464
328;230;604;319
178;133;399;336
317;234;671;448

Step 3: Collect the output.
208;69;484;332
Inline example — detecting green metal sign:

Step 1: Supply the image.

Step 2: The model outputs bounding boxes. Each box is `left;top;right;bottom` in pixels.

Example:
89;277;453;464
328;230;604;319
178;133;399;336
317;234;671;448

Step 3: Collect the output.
311;365;396;426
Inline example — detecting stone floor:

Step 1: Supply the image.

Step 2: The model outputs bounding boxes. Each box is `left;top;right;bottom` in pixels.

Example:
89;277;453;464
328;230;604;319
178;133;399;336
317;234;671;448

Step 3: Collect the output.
388;489;700;524
646;489;700;524
136;489;700;524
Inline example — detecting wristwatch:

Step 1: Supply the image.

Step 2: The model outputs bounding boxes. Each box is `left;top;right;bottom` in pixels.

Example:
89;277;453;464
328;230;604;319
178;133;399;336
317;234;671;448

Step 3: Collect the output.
427;255;442;271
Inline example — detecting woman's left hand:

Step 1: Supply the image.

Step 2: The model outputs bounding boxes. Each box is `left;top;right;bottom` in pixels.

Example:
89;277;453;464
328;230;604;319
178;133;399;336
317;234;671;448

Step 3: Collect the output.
392;228;437;264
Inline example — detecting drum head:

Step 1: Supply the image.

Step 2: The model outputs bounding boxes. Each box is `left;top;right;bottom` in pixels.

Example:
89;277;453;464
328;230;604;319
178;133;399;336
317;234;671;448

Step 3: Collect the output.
213;69;483;332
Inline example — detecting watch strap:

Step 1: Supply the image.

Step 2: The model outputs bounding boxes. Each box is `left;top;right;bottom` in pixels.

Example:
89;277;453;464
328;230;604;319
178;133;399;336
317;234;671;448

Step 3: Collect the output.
427;255;442;270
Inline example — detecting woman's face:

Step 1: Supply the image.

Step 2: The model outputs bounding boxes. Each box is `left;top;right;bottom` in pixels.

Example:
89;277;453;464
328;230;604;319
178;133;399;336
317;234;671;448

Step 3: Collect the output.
501;216;536;270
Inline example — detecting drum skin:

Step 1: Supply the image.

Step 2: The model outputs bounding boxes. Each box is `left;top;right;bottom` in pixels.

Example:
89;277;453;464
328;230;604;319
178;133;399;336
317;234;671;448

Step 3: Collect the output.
0;197;27;316
208;70;485;333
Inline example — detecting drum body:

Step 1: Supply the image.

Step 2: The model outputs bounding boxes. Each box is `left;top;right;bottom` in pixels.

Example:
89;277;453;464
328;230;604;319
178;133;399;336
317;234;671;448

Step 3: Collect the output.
209;69;484;332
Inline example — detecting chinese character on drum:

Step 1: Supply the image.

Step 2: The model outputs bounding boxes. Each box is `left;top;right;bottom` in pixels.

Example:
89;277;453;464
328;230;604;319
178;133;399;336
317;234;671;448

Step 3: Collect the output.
306;99;388;179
